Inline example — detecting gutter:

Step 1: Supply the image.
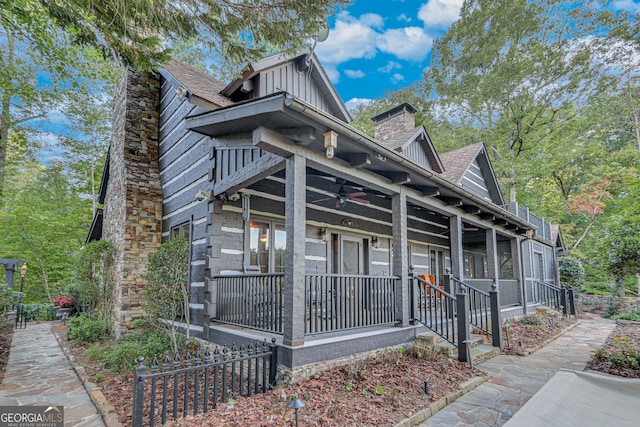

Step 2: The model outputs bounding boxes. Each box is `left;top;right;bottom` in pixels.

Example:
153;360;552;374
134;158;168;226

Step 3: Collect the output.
283;94;534;233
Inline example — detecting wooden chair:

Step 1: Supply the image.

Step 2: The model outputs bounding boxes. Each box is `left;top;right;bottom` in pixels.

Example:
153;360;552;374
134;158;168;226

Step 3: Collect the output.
420;274;444;299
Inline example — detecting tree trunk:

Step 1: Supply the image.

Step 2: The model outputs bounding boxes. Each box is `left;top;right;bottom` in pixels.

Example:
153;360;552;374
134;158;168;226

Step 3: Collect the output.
617;276;626;298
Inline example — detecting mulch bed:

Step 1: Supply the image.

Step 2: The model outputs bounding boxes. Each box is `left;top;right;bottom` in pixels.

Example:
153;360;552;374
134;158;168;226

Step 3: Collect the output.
502;314;577;356
0;319;16;384
586;320;640;378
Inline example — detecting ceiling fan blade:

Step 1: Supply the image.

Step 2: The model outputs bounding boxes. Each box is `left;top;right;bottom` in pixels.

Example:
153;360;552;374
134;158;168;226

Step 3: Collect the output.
350;198;370;205
312;196;335;204
347;191;366;198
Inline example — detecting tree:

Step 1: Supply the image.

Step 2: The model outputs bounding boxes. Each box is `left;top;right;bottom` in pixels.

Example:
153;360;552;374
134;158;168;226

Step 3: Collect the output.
0;5;116;198
421;0;635;203
144;238;191;353
598;178;640;296
1;0;350;71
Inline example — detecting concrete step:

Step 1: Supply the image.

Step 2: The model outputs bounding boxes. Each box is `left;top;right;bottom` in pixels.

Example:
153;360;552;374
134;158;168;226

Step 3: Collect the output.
452;343;500;365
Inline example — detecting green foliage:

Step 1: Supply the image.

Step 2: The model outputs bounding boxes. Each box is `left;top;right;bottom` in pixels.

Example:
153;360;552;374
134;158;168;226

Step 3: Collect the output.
86;320;176;374
20;303;57;321
614;309;640;322
0;0;350;72
0;285;11;328
74;240;117;329
603;299;621;319
608;334;639;370
67;313;112;343
558;257;585;289
144;237;191;354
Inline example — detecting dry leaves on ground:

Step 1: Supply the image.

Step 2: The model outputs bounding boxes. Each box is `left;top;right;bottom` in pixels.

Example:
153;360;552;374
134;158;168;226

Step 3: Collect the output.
0;320;15;384
587;321;640;378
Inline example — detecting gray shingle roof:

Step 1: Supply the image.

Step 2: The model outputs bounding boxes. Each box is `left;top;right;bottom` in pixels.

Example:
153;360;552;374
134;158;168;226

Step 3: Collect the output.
163;60;234;109
439;142;484;184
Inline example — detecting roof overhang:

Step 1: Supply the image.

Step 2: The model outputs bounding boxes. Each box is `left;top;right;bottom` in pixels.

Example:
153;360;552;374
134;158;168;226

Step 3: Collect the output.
186;93;535;235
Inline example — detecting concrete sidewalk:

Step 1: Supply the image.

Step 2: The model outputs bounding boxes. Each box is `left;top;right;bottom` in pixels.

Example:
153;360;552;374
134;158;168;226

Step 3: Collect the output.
0;322;105;427
420;315;618;427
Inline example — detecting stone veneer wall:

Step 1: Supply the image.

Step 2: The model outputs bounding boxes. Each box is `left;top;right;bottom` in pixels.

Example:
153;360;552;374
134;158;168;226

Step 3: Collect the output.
103;68;163;337
373;106;415;142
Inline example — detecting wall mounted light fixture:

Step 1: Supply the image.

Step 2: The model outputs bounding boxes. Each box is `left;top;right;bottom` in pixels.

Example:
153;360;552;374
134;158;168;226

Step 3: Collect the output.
371;236;380;249
319;227;329;242
324;130;337;159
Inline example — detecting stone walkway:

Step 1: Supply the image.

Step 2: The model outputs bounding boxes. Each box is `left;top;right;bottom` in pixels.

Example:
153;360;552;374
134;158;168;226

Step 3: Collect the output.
421;315;617;427
0;322;105;427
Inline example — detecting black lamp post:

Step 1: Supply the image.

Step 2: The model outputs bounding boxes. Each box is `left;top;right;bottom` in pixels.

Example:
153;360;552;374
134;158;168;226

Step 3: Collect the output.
19;262;27;293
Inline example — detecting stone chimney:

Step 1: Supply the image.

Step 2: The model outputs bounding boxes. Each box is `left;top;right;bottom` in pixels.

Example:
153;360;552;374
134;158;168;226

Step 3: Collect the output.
371;103;417;142
102;68;163;338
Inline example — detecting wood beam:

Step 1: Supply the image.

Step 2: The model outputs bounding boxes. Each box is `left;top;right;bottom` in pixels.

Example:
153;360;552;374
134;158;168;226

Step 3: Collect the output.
279;127;317;145
462;205;481;214
440;196;463;207
386;172;411;184
480;212;495;221
346;153;372;168
505;223;519;230
419;186;440;197
493;219;508;226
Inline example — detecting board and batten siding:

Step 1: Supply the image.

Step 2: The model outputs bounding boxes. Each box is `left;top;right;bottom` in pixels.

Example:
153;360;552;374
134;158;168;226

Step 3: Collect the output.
257;62;332;115
403;139;434;171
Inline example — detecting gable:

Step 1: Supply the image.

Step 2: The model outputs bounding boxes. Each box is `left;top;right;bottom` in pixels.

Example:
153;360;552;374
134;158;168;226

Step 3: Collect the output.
460;158;492;201
221;50;351;123
376;126;444;173
439;143;504;205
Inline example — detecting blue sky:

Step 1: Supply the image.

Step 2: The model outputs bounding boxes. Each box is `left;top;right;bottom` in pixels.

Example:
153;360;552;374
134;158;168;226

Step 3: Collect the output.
315;0;640;110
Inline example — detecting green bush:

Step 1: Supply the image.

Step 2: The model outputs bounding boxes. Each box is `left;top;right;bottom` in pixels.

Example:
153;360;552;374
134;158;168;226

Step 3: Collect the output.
603;298;621;318
86;322;177;374
559;257;585;289
21;303;57;321
0;285;10;328
67;313;112;343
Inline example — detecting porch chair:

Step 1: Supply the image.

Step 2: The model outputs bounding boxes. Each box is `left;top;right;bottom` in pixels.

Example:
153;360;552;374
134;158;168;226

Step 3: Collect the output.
420;274;445;299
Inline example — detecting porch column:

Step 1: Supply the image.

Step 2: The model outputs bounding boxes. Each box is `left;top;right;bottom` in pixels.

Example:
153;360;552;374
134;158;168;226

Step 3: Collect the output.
283;154;306;347
449;215;464;280
486;228;499;282
392;191;410;327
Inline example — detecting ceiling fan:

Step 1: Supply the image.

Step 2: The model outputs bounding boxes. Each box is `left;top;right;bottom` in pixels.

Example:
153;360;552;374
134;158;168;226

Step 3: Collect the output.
314;179;370;209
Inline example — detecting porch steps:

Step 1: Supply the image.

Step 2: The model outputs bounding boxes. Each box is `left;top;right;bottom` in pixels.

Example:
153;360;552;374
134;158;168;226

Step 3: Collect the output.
414;332;500;365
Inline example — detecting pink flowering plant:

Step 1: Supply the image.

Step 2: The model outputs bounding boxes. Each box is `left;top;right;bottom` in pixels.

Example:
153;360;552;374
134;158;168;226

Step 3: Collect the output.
52;294;75;308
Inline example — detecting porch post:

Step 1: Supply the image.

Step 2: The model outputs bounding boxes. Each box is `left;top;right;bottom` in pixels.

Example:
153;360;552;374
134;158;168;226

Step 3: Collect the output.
449;215;464;280
283;154;306;347
486;228;499;282
392;191;410;327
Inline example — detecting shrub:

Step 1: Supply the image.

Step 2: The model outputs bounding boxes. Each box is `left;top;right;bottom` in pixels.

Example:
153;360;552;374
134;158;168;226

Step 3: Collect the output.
74;240;116;326
86;322;177;374
67;313;112;343
144;237;190;354
559;257;585;289
603;298;621;318
21;303;57;321
0;285;10;328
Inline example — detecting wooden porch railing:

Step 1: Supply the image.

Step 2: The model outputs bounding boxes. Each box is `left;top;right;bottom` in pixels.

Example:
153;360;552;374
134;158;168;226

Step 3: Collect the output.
305;274;397;334
213;274;398;336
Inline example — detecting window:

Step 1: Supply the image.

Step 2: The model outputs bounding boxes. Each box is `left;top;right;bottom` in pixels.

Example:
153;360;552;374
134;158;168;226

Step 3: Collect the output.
249;220;286;273
463;247;487;278
171;222;191;241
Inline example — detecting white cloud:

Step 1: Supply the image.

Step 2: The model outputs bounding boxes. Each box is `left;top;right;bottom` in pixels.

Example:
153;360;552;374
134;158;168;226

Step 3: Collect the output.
345;97;373;112
391;73;405;84
378;61;403;73
397;13;412;23
418;0;463;28
377;27;432;61
611;0;640;13
315;12;381;66
344;69;366;78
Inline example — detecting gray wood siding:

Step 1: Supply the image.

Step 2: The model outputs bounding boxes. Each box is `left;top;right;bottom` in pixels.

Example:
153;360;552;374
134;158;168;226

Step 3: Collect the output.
461;159;492;201
258;62;332;115
403;140;433;170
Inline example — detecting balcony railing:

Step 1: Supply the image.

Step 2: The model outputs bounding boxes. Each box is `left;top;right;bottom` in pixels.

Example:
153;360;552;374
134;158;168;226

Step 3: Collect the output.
213;274;398;336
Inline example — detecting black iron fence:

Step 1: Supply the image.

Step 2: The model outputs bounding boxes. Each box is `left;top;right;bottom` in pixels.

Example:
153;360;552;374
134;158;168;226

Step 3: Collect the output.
132;341;278;427
305;274;397;334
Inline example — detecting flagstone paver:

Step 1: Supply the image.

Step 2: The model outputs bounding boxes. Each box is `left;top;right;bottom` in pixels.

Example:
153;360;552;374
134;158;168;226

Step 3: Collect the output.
420;315;616;426
0;322;105;427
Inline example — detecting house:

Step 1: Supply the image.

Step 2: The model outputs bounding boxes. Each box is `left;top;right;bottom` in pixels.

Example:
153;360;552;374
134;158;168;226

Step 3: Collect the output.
88;49;566;371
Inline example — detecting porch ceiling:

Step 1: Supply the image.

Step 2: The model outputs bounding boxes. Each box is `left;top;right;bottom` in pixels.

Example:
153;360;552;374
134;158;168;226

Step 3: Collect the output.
186;93;534;236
